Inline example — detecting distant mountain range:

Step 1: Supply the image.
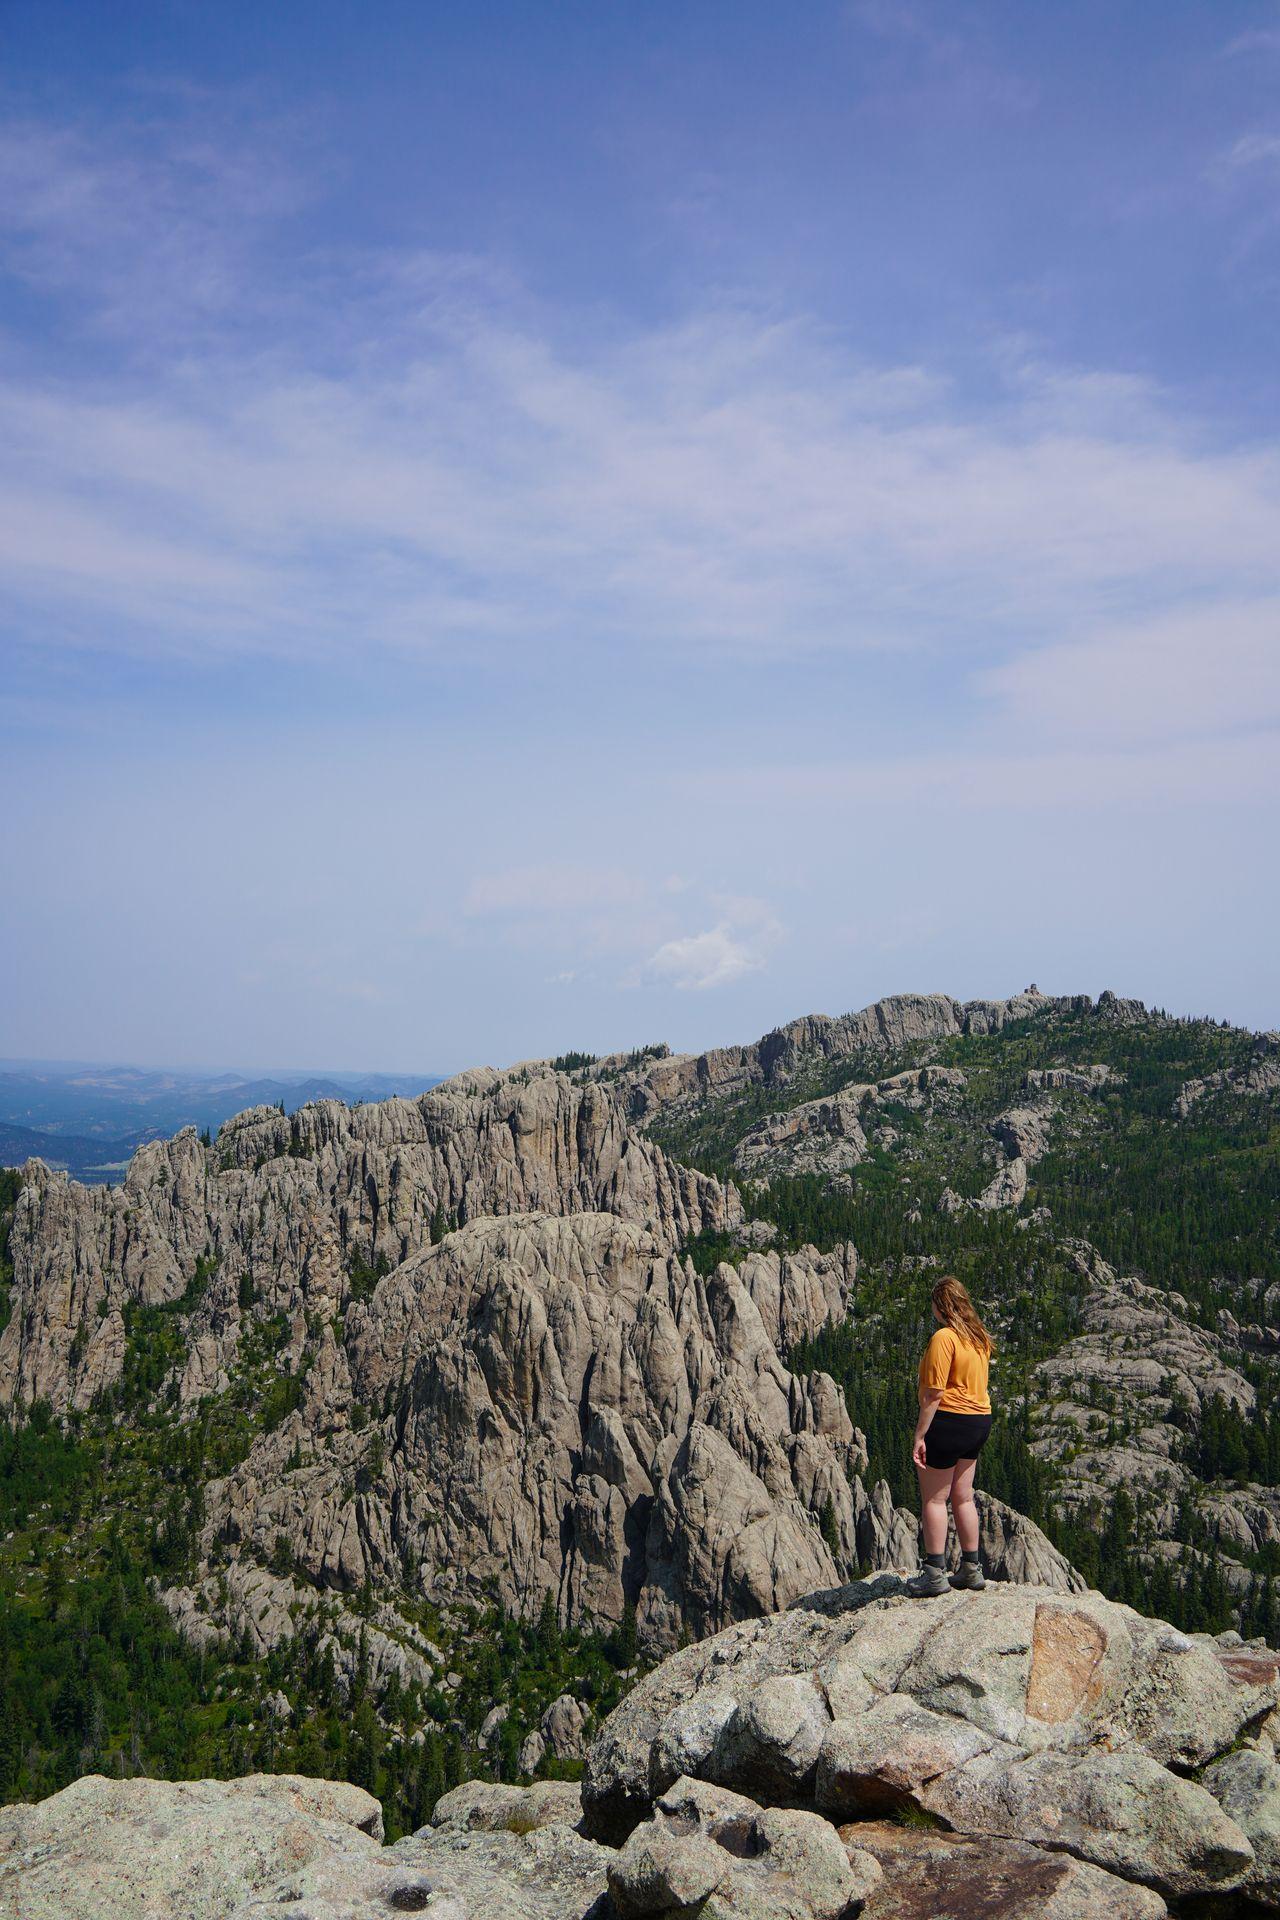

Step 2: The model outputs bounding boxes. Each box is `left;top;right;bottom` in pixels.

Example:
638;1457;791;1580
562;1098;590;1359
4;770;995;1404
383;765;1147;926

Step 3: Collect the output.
0;1061;444;1181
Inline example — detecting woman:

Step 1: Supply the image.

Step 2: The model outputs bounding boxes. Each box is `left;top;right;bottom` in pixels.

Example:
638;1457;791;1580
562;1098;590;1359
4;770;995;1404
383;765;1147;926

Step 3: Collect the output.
905;1275;993;1598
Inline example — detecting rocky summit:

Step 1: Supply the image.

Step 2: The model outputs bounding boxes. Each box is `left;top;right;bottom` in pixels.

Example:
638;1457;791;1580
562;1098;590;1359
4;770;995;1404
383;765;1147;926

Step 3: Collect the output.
6;1575;1280;1918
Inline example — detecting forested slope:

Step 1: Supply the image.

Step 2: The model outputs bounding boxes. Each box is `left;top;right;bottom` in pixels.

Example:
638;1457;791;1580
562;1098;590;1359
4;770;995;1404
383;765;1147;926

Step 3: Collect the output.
639;993;1280;1640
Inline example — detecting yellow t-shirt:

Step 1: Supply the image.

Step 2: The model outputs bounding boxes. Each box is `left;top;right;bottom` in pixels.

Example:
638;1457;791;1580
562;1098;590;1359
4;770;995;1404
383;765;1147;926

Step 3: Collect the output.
919;1326;991;1415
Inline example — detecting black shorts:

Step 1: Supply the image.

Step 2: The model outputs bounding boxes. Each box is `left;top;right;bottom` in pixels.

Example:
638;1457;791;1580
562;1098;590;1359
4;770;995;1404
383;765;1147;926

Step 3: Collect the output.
924;1411;991;1469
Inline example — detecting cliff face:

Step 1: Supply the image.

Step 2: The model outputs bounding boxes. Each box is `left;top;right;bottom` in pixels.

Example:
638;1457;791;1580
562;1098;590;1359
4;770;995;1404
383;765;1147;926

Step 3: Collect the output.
197;1211;869;1642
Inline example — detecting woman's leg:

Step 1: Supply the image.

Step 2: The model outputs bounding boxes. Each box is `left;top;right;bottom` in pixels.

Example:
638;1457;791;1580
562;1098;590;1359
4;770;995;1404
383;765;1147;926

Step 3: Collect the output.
916;1462;953;1556
949;1456;980;1553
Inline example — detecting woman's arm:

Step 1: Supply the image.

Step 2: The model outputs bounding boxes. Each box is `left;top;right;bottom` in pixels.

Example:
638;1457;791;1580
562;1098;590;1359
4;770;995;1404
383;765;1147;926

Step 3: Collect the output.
913;1388;943;1468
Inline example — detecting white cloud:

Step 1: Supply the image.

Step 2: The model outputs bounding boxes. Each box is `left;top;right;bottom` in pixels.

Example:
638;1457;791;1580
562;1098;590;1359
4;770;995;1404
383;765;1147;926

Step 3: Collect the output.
462;860;785;992
0;110;308;337
647;927;762;991
462;864;784;991
645;898;783;991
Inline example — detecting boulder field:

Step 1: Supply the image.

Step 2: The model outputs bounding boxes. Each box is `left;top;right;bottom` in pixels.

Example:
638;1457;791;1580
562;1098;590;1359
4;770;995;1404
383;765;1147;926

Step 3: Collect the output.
6;1574;1280;1918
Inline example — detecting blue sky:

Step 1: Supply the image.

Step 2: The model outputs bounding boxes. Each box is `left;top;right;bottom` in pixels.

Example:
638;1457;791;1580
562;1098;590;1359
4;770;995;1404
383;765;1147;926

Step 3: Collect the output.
2;1;1278;1071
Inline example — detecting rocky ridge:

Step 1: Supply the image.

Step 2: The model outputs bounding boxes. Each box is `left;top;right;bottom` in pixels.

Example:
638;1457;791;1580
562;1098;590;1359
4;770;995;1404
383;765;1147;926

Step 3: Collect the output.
0;1010;1076;1681
0;1068;734;1417
619;986;1081;1128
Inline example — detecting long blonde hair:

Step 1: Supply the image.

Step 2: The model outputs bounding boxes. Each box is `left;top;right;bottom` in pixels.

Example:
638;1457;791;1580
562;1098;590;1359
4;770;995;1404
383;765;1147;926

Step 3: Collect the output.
932;1275;992;1355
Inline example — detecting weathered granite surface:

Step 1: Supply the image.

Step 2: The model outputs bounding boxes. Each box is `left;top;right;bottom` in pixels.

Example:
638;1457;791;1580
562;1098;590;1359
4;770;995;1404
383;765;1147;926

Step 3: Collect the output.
10;1579;1280;1917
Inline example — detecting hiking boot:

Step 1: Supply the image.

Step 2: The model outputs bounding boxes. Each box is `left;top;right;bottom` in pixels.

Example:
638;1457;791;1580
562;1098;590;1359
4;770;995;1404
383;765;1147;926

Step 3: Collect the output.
949;1560;986;1591
905;1563;950;1598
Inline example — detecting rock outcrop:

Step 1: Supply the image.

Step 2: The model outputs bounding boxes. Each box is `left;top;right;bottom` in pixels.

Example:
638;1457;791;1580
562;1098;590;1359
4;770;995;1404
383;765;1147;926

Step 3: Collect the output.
1024;1065;1119;1094
584;1574;1280;1911
609;1774;880;1919
187;1211;869;1641
1031;1251;1256;1533
179;1198;1064;1653
1175;1033;1280;1117
0;1773;386;1920
11;1578;1280;1919
940;1156;1029;1215
735;1092;871;1178
974;1155;1029;1211
734;1068;966;1179
990;1105;1054;1166
0;1771;613;1920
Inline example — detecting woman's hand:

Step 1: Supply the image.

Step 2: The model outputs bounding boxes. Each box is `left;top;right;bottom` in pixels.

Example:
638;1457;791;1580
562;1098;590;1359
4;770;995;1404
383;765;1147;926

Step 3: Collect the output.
912;1435;928;1469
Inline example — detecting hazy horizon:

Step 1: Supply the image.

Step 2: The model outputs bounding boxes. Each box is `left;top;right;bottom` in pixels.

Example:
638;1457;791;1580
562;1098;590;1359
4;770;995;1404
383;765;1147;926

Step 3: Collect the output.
0;1055;444;1080
3;2;1278;1066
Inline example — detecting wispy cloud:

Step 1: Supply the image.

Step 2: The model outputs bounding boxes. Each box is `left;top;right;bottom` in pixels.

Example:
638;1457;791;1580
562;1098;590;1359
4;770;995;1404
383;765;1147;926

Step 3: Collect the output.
1224;24;1280;58
3;105;1279;682
1218;132;1280;173
4;53;1280;1057
979;599;1280;746
0;105;310;338
4;287;1280;671
698;730;1279;818
846;0;1037;114
460;860;664;975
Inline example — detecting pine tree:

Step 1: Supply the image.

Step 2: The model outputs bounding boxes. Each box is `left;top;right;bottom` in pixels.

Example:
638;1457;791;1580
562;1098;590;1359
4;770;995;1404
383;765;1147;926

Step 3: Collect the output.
534;1590;561;1664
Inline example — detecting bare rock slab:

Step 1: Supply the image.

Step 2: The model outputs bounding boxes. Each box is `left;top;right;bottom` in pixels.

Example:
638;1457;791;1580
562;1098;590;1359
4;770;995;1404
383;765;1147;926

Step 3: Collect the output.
231;1821;613;1920
1204;1745;1280;1907
583;1577;1275;1906
0;1773;384;1920
847;1819;1168;1919
429;1779;586;1834
919;1745;1252;1901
